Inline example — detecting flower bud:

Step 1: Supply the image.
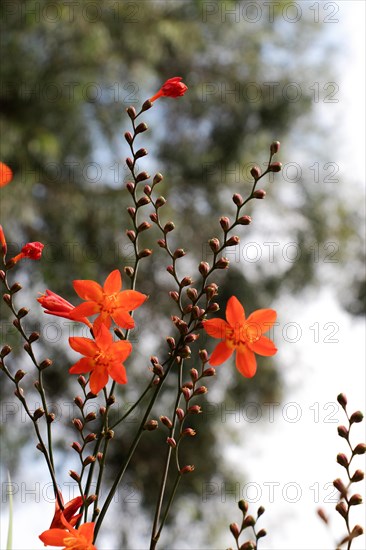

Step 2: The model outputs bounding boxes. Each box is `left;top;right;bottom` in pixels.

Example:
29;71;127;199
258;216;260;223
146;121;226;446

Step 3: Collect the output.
39;358;53;370
250;166;261;179
85;412;97;423
1;345;12;358
69;470;80;482
176;408;185;421
351;525;364;537
219;216;230;231
17;307;29;318
337;453;349;467
257;505;265;517
269;162;282;172
141;99;152;112
199;349;209;363
333;478;347;497
184;333;199;343
350;411;364;423
169;291;179;302
317;508;329;524
97;452;103;463
180;276;193;287
135;148;148;160
181;387;190;401
230;523;240;539
78;376;87;387
150;213;158;223
126;230;136;242
187;287;198;301
135;122;148;134
232;193;243;206
190;368;199;382
72;442;82;453
106;394;116;406
153;173;163;185
173;248;185;259
144;419;158;431
137;196;150;206
242;515;255;527
351;469;364;482
124;131;133;144
29;332;40;343
226;236;239;247
335;501;347;518
349;494;363;506
105;429;114;440
183;428;196;437
253;189;266;199
167;437;176;448
188;405;202;415
74;396;83;409
126;106;136;119
199;261;210;276
10;283;22;293
33;408;45;421
126;181;134;193
166;336;175;349
257;529;267;539
209;238;220;252
354;443;366;455
160;416;173;429
180;465;195;474
239;542;255;550
15;369;26;382
99;406;106;416
337;425;348;438
137;222;151;233
85;433;97;443
127;206;136;219
167;265;174;275
83;455;96;467
237;215;251;225
270;141;280;155
124;266;134;278
193;385;208;396
73;418;83;431
203;367;216;377
138;249;152;259
215;257;229;269
135;171;149;183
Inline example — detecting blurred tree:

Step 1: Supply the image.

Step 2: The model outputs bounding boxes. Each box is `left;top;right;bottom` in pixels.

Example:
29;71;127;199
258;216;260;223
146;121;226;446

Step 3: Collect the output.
0;0;362;547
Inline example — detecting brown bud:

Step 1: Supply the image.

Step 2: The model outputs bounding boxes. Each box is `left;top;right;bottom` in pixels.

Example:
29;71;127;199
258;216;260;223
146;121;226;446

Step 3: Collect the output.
1;345;12;358
69;470;80;482
144;419;158;431
317;508;329;524
335;501;347;518
72;442;82;453
350;411;364;424
209;238;220;252
253;189;266;199
333;478;347;498
181;387;191;401
135;171;149;183
203;367;216;377
268;161;282;172
144;184;151;196
106;394;116;406
126;181;135;193
150;213;158;223
106;429;115;440
190;368;199;382
183;428;196;437
199;261;210;276
230;522;240;539
78;375;87;387
141;99;152;112
199;349;209;363
156;196;167;208
124;131;133;144
14;369;26;382
337;425;348;438
193;385;208;396
12;318;21;330
17;307;29;318
84;433;97;443
349;494;363;506
85;412;97;423
137;196;150;206
257;529;267;539
215;257;229;269
173;248;185;259
237;215;252;225
240;542;255;550
226;236;240;247
250;165;261;179
126;106;136;119
242;515;255;527
176;408;185;421
153;173;163;185
184;333;199;343
169;291;179;302
135;122;148;134
351;525;364;537
270;141;280;155
337;453;349;467
351;469;364;482
127;206;136;219
39;359;52;370
167;437;177;448
126;230;136;242
219;216;230;231
178;345;191;358
29;332;40;343
73;418;83;431
23;342;31;354
126;157;134;171
74;396;83;409
138;249;152;259
187;405;202;414
135;148;148;160
354;443;366;455
83;455;96;467
10;283;22;293
180;276;193;287
238;500;248;514
160;416;173;429
166;336;175;349
257;505;265;517
124;266;134;278
137;222;151;233
232;193;243;206
153;364;164;377
33;408;45;421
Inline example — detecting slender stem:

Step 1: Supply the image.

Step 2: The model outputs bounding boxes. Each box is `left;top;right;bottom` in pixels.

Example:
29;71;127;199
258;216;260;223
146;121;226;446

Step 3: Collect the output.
151;473;183;550
110;375;155;429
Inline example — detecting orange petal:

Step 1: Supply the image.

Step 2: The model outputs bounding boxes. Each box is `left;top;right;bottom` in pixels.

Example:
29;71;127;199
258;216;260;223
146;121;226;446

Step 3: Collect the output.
108;362;128;385
69;357;94;374
117;290;147;311
246;309;277;333
110;340;133;362
103;269;122;294
112;309;135;329
248;335;277;356
69;301;100;320
89;368;109;394
39;528;67;545
78;522;96;545
73;279;103;301
94;322;113;348
69;336;97;356
209;341;233;366
0;162;13;187
226;296;245;327
235;346;257;378
203;318;229;339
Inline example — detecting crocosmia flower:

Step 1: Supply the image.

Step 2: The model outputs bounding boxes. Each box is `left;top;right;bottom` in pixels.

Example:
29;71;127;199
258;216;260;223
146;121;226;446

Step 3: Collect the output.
0;162;13;187
202;296;277;378
38;290;92;328
149;77;188;102
50;493;83;529
69;322;132;394
11;241;44;264
70;269;147;330
39;513;96;550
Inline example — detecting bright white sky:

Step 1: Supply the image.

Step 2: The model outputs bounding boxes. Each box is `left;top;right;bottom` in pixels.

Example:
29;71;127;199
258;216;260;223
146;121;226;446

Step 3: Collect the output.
1;2;365;549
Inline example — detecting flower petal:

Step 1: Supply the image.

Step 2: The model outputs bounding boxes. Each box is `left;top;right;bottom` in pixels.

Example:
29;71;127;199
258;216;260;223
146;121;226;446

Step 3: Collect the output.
73;279;103;302
69;302;100;320
103;269;122;294
226;296;245;327
69;336;97;356
117;290;147;311
110;340;133;362
39;528;67;545
209;341;233;366
248;335;277;356
246;309;277;333
235;345;257;378
94;322;113;348
112;309;135;329
108;362;128;385
89;368;109;395
69;357;94;374
202;318;230;340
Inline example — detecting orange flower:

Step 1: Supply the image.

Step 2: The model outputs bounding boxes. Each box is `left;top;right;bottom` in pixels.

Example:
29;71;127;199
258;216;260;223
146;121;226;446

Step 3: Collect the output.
202;296;277;378
11;241;44;264
39;514;96;550
0;225;7;256
50;492;83;529
38;290;92;328
69;322;132;394
70;269;147;329
0;162;13;187
149;77;188;102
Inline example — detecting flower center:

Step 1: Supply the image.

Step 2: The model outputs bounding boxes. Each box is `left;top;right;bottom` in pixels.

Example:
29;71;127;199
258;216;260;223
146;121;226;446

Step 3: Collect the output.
64;534;88;550
100;293;118;314
227;322;261;346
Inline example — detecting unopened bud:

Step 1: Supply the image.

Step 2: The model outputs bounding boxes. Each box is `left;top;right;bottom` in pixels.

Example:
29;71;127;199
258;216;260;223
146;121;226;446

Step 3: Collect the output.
215;257;229;269
190;368;199;382
124;266;134;278
183;428;196;437
237;215;251;225
230;523;240;539
232;193;243;206
150;213;158;223
78;376;87;387
209;238;220;252
257;529;267;539
73;418;83;431
219;216;230;231
167;437;176;448
10;283;22;293
169;291;179;302
137;196;150;206
69;470;80;482
188;405;202;414
127;206;136;219
337;425;348;438
126;106;136;119
33;408;45;421
350;411;364;423
1;345;12;358
180;276;193;287
250;166;261;179
126;230;136;242
257;505;265;517
138;248;152;259
317;508;329;524
135;148;148;160
156;196;167;208
203;367;216;377
253;189;266;199
166;336;175;349
335;501;347;518
187;287;198;301
354;443;366;455
84;433;97;444
144;419;158;431
180;465;195;474
83;455;96;467
85;412;97;423
153;173;163;185
349;494;363;506
39;359;53;370
29;332;40;343
17;307;29;318
226;236;239;247
135;122;148;134
173;248;185;259
193;385;207;396
135;171;149;183
337;453;349;467
14;369;25;382
72;442;82;454
124;131;133;144
160;416;173;429
126;181;134;193
242;515;255;527
239;542;255;550
199;349;209;363
333;478;347;497
270;141;280;155
199;261;210;276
